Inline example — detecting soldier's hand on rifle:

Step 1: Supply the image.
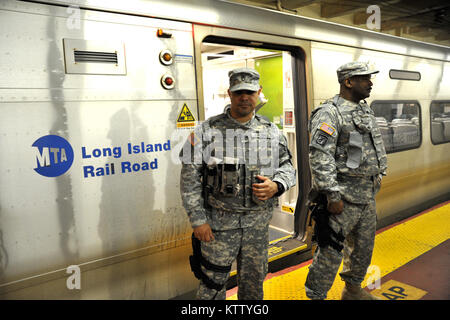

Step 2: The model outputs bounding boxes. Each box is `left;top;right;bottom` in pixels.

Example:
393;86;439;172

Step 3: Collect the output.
327;200;344;215
194;223;215;242
252;175;278;200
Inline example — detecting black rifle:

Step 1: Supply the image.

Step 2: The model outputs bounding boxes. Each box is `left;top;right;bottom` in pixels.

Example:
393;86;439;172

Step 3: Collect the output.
309;194;345;252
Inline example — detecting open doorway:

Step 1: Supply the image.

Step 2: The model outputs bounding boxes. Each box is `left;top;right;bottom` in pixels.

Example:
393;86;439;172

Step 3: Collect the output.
200;40;299;244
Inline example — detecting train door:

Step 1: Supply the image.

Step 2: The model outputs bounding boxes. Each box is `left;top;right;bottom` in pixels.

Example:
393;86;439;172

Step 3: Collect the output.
193;25;313;274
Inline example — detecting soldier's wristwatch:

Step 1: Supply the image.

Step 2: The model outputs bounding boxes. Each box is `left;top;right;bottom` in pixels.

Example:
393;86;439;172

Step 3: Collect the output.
274;181;285;197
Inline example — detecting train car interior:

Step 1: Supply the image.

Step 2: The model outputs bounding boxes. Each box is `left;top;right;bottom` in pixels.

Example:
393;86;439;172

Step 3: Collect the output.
372;101;421;152
430;101;450;144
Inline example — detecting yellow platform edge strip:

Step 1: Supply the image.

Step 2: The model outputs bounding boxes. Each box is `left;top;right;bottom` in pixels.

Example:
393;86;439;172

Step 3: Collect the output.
228;203;450;300
268;244;308;263
269;235;292;245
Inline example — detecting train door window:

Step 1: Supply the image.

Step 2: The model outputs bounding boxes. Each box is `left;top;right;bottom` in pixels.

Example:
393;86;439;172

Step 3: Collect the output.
371;101;421;153
200;40;299;242
430;101;450;145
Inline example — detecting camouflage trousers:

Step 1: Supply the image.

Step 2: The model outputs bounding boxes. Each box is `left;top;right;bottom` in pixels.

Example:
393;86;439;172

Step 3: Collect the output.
197;222;269;300
305;199;377;300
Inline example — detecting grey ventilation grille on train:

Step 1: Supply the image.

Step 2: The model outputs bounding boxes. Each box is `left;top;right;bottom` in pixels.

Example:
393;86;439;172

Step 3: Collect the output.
63;39;127;75
74;50;119;64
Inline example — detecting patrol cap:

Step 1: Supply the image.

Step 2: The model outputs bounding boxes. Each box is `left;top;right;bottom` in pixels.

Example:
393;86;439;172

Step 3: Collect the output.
337;61;379;83
228;68;260;92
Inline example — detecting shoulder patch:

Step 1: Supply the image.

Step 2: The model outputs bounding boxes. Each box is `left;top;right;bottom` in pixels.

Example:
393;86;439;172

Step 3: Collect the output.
315;133;328;146
318;122;336;136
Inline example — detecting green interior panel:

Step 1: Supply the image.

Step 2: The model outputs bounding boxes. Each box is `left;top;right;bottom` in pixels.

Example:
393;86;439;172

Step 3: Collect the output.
255;55;283;128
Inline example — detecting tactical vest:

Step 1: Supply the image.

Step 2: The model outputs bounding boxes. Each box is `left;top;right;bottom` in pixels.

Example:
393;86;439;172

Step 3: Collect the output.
314;95;387;176
202;113;278;212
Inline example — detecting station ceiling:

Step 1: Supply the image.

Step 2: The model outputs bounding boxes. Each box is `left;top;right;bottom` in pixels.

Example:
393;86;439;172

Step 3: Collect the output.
228;0;450;46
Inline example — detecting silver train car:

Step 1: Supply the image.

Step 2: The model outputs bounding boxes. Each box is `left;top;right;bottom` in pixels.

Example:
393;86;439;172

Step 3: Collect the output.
0;0;448;299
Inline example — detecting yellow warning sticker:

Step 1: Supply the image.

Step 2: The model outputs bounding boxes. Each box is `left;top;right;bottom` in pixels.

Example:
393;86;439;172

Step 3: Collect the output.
177;103;196;122
282;205;295;214
370;280;427;300
177;122;195;128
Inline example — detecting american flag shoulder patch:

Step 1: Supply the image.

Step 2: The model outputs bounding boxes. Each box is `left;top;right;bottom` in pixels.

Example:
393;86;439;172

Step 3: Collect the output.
318;122;336;136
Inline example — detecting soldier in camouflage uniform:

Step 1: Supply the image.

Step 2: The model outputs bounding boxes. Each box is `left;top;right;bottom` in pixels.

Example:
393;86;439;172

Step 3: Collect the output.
180;68;296;300
304;62;387;300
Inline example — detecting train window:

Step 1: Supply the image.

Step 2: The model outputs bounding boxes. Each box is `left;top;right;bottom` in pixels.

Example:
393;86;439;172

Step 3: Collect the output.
389;69;421;81
430;101;450;145
371;101;421;153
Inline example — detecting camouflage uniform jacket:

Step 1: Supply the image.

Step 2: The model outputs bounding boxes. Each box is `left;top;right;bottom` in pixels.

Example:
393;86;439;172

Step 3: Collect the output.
180;109;296;230
309;95;387;204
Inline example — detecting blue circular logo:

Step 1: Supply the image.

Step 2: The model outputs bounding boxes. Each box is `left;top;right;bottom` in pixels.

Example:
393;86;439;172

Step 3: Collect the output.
32;135;74;177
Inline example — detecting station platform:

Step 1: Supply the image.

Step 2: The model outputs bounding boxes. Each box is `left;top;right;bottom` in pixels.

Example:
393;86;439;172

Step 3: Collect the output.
227;201;450;300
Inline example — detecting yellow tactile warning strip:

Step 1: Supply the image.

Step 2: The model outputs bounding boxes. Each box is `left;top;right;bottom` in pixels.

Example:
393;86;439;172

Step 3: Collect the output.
227;201;450;300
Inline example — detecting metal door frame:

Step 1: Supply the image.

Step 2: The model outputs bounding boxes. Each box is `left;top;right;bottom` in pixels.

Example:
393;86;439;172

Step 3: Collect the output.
192;25;313;240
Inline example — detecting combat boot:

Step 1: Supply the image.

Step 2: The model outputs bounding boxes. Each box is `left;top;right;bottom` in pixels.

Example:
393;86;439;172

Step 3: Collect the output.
341;283;381;300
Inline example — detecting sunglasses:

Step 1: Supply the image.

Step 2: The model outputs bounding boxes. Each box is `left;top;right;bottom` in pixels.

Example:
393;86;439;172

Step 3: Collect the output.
232;90;257;95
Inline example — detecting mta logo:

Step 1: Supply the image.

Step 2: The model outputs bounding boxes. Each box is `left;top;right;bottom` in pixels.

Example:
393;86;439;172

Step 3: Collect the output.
32;135;74;177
